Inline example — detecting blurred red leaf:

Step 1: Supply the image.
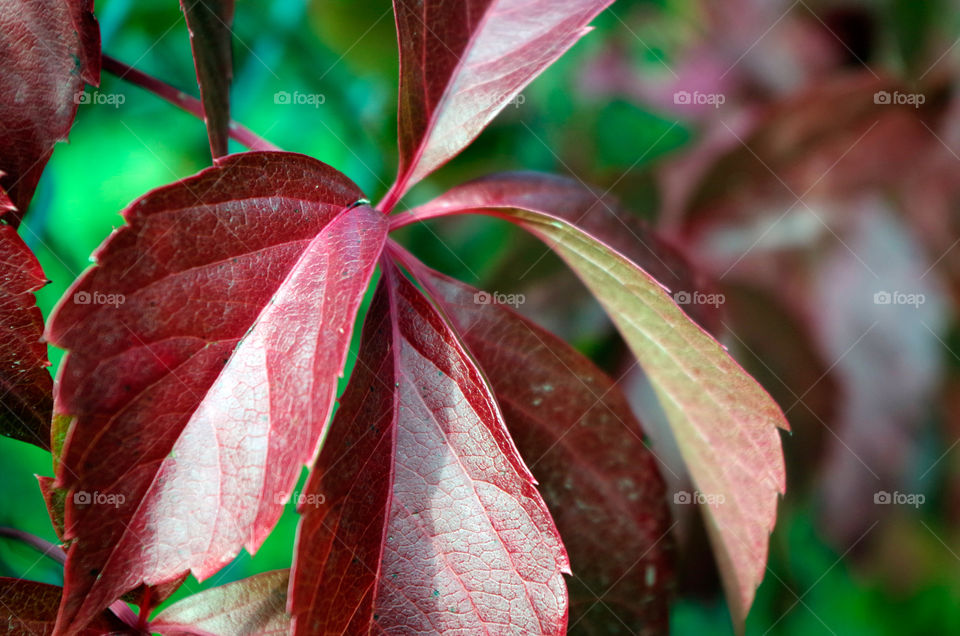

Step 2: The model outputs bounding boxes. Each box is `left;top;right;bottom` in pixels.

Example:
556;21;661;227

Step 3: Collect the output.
405;258;674;635
0;0;100;223
152;570;289;636
386;0;613;207
0;214;52;448
181;0;235;159
44;152;388;633
289;261;569;635
0;578;133;635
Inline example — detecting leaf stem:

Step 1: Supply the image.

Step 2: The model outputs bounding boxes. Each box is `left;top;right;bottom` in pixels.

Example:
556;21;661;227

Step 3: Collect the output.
101;54;281;152
0;526;65;565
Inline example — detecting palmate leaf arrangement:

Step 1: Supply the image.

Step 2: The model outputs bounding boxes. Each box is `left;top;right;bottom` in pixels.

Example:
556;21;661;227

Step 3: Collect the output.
0;1;788;634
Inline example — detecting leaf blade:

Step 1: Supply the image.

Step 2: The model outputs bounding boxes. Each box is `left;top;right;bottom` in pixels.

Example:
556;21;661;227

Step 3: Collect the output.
152;570;289;636
0;220;52;449
387;0;612;206
0;0;100;223
0;578;133;635
405;257;675;634
45;152;388;633
398;180;788;625
289;261;569;634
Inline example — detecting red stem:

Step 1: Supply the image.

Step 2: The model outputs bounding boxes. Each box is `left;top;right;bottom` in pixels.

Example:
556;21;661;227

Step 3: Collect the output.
377;179;405;215
0;527;146;632
0;526;65;565
102;54;281;152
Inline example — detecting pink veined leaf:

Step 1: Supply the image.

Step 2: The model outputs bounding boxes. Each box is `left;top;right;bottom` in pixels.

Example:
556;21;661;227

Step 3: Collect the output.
391;172;721;333
383;0;613;210
44;152;389;634
393;177;788;627
289;260;569;635
398;251;675;635
180;0;235;159
0;578;134;636
0;0;100;224
151;570;290;636
0;207;52;449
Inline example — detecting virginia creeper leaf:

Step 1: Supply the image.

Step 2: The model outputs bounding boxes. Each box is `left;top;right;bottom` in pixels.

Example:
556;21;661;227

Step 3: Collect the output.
398;181;788;625
181;0;235;159
0;0;100;223
0;578;132;635
44;152;388;633
0;218;52;449
289;262;569;635
387;0;613;206
152;570;289;635
405;257;674;635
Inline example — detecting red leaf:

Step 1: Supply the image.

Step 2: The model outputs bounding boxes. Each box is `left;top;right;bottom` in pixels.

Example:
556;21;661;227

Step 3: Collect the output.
0;0;100;223
0;220;52;449
0;578;133;635
393;176;787;625
391;171;720;332
152;570;289;636
44;152;388;634
181;0;235;159
289;261;569;635
402;255;675;634
385;0;613;208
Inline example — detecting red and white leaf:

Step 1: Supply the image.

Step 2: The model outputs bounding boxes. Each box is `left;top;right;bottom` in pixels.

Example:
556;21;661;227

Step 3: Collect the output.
152;570;289;636
289;261;569;635
44;152;388;634
403;255;674;634
0;0;100;223
0;215;52;448
0;578;133;635
181;0;235;159
385;0;613;208
396;179;788;625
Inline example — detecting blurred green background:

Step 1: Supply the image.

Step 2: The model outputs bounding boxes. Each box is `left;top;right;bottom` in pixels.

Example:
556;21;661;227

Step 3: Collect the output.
3;0;960;633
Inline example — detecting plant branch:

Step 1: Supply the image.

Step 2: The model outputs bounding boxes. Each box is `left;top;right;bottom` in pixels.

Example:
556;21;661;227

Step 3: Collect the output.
0;526;65;565
102;54;281;153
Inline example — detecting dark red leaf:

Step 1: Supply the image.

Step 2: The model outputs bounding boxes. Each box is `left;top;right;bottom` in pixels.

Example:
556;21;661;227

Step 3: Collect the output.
181;0;235;159
0;578;132;635
0;0;100;223
289;261;569;635
44;152;388;633
152;570;289;636
390;171;720;332
385;0;613;208
0;218;52;449
402;255;674;635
